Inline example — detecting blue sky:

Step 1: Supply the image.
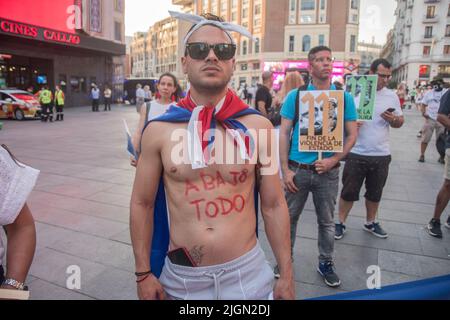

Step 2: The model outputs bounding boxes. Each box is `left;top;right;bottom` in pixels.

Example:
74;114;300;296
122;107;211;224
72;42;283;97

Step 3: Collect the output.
125;0;396;45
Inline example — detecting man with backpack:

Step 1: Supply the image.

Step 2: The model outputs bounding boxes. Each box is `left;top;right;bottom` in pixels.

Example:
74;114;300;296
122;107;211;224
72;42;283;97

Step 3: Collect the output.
278;46;358;288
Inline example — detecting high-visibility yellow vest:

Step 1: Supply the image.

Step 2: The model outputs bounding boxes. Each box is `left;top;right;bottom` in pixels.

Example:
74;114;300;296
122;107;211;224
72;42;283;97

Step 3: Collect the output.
55;90;65;105
40;90;52;104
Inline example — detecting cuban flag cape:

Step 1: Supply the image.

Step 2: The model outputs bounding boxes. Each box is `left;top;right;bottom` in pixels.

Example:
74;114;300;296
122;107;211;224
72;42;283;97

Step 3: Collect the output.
145;89;262;277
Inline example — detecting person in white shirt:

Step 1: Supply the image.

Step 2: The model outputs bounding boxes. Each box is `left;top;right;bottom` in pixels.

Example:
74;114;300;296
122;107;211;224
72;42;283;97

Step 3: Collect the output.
135;84;146;113
419;77;448;163
131;73;179;167
335;59;404;240
103;85;112;111
0;145;38;293
144;85;152;103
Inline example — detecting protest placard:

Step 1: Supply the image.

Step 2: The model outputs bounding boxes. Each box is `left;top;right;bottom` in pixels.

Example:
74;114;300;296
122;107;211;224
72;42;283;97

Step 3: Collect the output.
298;90;344;153
345;75;378;121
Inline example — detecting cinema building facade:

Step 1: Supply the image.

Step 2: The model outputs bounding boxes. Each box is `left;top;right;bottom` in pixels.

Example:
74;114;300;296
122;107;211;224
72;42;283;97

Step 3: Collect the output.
0;0;126;107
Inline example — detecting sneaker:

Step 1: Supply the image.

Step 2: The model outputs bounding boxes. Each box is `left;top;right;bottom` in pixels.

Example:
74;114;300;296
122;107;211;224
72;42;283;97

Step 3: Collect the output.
445;216;450;230
335;223;346;240
427;219;443;238
417;131;422;138
364;222;388;238
273;265;280;279
317;261;341;287
418;155;425;163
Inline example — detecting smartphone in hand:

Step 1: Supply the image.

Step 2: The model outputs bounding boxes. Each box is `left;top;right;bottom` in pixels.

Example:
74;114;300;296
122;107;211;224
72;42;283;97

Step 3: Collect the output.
385;108;395;113
167;247;197;267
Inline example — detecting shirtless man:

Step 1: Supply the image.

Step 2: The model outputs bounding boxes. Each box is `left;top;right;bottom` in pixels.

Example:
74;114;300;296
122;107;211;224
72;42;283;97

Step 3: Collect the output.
130;13;294;300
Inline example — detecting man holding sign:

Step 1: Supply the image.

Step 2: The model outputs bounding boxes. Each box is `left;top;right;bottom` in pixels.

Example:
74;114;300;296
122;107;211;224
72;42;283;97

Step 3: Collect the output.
279;46;358;288
336;59;404;241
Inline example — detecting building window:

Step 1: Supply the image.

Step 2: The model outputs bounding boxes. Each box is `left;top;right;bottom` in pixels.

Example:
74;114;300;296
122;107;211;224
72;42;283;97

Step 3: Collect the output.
444;45;450;55
302;35;311;52
290;0;297;11
241;63;248;71
242;40;248;55
423;46;431;56
419;65;430;78
232;11;237;21
242;8;248;19
438;65;450;78
202;0;208;12
300;15;314;23
114;21;122;41
253;63;260;70
90;0;102;33
351;14;358;23
221;1;227;12
350;35;356;52
255;4;262;15
319;34;325;46
211;0;218;15
289;35;295;52
114;0;123;12
232;0;238;9
351;0;359;10
426;6;436;18
320;0;326;10
255;38;260;53
446;25;450;37
301;0;315;10
425;26;433;38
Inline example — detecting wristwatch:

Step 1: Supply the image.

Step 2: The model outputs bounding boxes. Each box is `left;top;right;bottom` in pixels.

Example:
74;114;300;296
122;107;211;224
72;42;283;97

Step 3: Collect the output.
2;278;26;290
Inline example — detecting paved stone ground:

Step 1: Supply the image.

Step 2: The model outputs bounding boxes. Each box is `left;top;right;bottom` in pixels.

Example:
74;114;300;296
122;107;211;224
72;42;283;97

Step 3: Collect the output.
0;103;449;300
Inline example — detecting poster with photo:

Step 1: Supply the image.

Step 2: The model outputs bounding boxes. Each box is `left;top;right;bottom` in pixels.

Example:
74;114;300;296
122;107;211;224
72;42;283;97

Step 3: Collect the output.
298;91;344;153
345;75;378;121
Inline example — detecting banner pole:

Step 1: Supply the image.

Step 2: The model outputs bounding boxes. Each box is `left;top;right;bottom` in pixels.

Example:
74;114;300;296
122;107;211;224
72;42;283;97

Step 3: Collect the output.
318;152;323;161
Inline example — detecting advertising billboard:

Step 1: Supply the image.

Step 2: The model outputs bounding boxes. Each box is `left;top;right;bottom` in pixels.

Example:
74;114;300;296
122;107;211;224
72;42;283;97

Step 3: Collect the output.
0;0;81;34
264;60;345;90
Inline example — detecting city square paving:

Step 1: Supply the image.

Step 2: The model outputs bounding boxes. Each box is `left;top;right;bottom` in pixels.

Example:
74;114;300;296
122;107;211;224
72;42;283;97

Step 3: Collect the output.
1;104;449;300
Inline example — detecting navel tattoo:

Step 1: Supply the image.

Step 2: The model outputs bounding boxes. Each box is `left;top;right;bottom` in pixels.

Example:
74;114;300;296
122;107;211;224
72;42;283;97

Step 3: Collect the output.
190;245;205;266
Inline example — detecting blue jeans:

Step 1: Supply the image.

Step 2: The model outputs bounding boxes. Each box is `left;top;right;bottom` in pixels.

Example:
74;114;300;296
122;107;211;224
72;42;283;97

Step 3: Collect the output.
285;164;339;263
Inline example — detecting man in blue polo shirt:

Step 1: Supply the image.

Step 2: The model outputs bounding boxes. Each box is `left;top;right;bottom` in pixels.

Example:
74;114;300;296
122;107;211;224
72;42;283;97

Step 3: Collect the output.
278;46;358;287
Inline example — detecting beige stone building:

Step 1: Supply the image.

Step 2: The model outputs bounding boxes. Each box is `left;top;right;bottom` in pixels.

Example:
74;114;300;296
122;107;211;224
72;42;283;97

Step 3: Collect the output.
193;0;360;89
130;0;360;90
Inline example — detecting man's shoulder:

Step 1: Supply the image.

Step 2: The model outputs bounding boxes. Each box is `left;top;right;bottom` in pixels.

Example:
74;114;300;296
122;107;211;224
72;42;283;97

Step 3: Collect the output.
238;113;273;130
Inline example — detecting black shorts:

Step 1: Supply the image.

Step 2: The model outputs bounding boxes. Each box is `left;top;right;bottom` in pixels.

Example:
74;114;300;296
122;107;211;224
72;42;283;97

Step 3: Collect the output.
0;265;4;284
341;153;392;203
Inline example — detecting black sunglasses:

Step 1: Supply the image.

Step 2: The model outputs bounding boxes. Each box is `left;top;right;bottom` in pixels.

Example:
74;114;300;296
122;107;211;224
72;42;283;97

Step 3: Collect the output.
185;42;236;61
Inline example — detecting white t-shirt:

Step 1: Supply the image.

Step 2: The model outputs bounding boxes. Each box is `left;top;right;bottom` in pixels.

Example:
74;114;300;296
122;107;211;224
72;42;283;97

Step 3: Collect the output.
422;89;448;121
146;100;171;121
351;87;402;156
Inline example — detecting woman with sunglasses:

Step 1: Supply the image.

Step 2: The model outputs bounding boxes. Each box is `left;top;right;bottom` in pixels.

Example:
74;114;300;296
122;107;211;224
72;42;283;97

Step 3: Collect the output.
130;73;179;167
0;145;38;297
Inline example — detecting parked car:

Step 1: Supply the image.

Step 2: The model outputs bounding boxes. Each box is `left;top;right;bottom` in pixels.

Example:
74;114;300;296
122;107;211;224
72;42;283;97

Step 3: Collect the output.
0;89;41;120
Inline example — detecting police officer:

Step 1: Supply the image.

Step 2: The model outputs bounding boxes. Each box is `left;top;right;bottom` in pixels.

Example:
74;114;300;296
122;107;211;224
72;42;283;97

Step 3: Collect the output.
54;85;65;121
39;85;53;122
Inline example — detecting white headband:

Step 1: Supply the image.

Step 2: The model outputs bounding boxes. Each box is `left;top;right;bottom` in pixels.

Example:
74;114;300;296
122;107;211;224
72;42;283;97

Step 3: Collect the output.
168;11;257;45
